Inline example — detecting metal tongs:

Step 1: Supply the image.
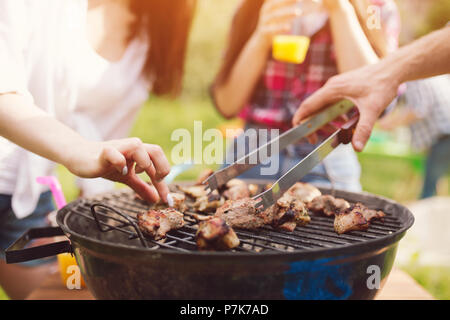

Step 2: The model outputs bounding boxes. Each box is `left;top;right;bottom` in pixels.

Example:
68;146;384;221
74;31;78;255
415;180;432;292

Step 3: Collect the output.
203;99;359;210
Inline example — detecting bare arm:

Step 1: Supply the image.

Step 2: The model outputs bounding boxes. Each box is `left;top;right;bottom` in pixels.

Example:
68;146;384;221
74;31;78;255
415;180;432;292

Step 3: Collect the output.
389;27;450;83
212;0;299;119
326;0;379;72
213;33;273;119
293;27;450;151
0;93;170;202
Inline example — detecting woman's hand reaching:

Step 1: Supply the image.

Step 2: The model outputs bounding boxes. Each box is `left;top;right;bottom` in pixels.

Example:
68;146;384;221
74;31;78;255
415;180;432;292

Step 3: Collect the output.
0;93;171;204
66;138;171;203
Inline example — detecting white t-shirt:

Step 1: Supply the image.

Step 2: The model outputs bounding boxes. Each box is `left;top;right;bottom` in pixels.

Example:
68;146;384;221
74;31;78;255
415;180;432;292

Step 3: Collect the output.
0;0;150;218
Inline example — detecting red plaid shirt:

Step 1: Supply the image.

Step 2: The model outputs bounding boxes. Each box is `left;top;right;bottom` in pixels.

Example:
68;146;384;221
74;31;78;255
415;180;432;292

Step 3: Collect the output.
239;0;401;131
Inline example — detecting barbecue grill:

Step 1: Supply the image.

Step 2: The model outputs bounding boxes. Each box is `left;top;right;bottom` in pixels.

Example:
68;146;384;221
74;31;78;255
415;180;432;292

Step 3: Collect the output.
6;181;414;300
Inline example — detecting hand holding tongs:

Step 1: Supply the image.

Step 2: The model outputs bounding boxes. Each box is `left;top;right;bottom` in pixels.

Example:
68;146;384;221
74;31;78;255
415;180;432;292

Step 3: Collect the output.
203;100;358;209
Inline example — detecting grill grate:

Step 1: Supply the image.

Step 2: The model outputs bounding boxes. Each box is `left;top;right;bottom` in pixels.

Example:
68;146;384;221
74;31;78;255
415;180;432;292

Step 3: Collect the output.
66;188;403;254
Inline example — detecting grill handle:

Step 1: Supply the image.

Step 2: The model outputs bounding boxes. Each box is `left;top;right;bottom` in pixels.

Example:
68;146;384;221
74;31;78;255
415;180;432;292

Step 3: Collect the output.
5;226;73;264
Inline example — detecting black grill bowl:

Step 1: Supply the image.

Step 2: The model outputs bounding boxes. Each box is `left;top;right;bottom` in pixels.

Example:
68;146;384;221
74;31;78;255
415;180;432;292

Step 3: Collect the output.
55;186;414;300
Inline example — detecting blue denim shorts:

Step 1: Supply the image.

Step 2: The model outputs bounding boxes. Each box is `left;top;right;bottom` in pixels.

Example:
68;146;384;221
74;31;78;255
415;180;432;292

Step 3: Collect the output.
0;191;56;267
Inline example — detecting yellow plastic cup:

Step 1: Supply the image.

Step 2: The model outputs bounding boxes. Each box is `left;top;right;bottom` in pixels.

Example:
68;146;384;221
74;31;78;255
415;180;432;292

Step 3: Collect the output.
272;35;311;64
57;253;86;288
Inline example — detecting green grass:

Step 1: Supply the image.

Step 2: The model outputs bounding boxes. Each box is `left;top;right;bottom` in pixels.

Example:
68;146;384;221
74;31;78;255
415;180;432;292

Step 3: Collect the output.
0;288;8;300
402;265;450;300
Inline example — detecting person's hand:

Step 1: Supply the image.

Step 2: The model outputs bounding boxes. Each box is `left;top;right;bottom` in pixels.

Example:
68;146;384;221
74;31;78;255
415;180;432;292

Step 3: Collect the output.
292;63;400;151
65;138;171;203
253;0;302;48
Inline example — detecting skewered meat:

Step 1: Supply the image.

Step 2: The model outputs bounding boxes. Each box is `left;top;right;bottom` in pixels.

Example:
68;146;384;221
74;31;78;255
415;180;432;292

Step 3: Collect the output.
307;195;350;216
137;208;185;240
223;179;250;200
334;203;385;234
193;190;225;213
282;182;322;203
196;218;240;251
215;198;266;229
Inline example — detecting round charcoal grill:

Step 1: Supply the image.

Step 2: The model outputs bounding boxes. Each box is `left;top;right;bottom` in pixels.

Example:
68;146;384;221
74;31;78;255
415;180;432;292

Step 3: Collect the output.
6;182;414;300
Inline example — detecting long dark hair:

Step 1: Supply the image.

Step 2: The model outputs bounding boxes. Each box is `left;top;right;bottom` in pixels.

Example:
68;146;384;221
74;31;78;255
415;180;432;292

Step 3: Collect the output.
129;0;197;97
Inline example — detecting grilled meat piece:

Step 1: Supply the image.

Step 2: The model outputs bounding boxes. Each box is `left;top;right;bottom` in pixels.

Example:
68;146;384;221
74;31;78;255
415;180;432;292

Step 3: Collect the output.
196;217;240;251
274;198;311;231
360;204;385;222
179;185;208;199
137;208;185;240
215;198;266;229
282;182;322;203
223;179;250;200
334;203;385;234
261;197;311;232
193;190;225;213
165;193;187;212
307;195;350;216
215;195;311;232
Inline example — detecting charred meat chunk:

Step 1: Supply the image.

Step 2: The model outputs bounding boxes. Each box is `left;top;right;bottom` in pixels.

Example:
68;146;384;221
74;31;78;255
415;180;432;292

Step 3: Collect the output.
273;198;311;231
307;195;350;216
193;190;225;213
261;197;311;232
334;203;385;234
196;217;240;251
215;198;266;229
137;208;185;240
360;205;385;222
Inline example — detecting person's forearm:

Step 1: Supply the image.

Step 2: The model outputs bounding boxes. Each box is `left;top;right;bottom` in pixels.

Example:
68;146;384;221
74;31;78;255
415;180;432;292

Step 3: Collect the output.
328;1;379;72
381;27;450;86
0;93;87;168
213;33;271;118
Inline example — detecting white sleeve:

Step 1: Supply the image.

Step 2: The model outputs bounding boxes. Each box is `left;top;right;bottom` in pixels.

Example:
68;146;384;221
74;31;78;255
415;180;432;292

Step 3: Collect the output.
0;0;33;103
